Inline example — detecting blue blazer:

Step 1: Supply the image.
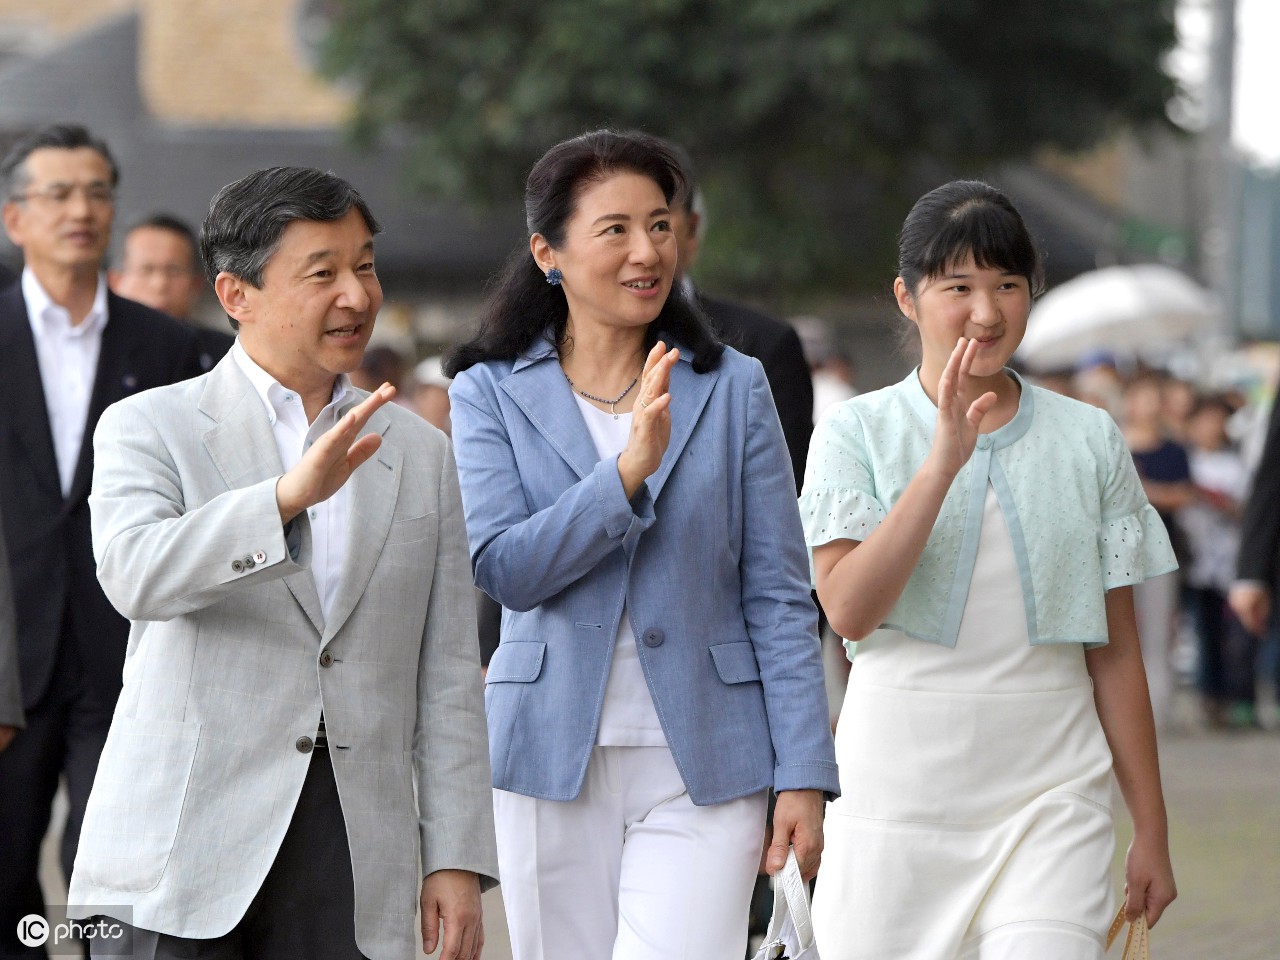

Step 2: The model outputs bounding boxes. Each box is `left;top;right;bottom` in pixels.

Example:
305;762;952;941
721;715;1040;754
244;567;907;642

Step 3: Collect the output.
449;335;839;805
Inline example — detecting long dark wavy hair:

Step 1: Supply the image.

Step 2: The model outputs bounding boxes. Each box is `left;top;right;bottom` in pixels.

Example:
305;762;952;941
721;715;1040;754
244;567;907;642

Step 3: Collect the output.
445;130;723;376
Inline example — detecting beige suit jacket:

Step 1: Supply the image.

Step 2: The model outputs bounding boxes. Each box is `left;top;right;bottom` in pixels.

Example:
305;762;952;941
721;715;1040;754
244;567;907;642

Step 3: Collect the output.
67;355;497;960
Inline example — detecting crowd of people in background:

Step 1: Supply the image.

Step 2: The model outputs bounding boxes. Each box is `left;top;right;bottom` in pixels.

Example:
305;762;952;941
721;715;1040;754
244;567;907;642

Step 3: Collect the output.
1034;355;1279;733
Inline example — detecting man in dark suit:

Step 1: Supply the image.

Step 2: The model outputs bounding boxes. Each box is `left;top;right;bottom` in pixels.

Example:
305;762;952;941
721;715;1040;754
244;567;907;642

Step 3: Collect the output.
0;123;203;956
0;500;20;755
659;141;820;943
663;150;814;490
110;213;235;372
1232;397;1280;637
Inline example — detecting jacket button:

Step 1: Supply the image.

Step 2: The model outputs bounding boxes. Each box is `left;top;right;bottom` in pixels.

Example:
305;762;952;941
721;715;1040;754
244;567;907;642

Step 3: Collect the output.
242;556;256;569
319;650;334;668
252;549;267;565
231;559;244;573
642;628;665;648
296;736;314;753
976;435;993;450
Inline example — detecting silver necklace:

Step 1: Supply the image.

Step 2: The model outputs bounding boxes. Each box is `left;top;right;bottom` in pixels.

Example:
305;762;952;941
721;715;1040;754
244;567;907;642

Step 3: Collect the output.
564;374;638;419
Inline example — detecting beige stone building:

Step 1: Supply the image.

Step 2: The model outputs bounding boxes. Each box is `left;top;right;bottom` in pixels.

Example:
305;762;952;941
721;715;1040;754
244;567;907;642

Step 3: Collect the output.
0;0;349;127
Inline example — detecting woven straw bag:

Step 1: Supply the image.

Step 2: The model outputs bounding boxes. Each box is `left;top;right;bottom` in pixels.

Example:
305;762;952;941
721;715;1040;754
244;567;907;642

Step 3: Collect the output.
1106;905;1151;960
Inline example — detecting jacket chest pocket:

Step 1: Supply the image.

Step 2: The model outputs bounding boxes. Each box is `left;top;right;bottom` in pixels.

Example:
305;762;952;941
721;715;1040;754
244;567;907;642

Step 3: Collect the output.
379;513;438;568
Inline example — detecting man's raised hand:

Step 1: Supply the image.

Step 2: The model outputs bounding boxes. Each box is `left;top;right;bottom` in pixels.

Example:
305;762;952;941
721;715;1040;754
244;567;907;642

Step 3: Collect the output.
275;383;395;524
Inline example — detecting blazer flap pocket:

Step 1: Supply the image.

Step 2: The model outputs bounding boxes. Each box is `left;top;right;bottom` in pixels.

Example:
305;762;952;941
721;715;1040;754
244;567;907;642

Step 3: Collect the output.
709;641;761;684
486;640;546;683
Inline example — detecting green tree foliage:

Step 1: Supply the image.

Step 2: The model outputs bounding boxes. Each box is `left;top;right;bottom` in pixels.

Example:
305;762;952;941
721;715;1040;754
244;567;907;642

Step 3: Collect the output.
321;0;1178;294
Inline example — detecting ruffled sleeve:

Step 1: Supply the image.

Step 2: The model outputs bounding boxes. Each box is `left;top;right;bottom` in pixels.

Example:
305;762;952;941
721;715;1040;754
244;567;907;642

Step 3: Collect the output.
798;403;888;583
1098;412;1179;589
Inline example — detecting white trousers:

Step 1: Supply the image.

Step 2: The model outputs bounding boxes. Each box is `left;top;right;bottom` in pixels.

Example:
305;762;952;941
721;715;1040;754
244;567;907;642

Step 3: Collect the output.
493;745;768;960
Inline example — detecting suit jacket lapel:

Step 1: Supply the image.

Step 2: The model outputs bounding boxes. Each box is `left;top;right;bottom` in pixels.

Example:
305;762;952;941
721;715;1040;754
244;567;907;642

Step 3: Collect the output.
645;354;718;502
0;287;62;500
322;404;399;642
199;356;325;633
500;348;600;481
500;337;718;498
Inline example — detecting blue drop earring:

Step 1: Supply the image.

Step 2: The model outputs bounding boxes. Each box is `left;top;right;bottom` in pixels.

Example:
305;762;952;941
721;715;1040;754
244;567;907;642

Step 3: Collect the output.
545;267;563;286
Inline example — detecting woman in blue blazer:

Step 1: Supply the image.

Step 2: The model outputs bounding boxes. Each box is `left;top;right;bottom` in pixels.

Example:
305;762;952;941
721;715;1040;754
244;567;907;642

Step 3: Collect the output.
447;130;838;960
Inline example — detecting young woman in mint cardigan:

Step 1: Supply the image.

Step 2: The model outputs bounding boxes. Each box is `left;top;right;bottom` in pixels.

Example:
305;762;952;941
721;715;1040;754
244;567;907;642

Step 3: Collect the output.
802;181;1177;959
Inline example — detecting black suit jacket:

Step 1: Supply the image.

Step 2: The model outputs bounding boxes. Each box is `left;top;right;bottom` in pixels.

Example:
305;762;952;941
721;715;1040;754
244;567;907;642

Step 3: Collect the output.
1239;397;1280;593
193;324;236;373
0;281;204;711
699;295;813;490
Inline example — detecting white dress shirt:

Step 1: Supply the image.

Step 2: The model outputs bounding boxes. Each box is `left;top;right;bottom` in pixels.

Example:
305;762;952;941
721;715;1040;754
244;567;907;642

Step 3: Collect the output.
23;268;109;496
232;341;352;622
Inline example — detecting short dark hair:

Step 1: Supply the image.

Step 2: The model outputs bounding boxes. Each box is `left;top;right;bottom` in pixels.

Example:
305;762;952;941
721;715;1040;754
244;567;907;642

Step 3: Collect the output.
125;213;200;268
897;180;1044;297
200;166;380;288
0;123;119;199
648;137;698;214
200;167;380;331
446;129;722;376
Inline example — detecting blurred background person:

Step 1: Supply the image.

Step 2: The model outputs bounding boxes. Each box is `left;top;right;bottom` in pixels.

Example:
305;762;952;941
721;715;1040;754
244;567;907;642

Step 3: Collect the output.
1231;367;1280;731
661;138;821;939
1123;371;1194;731
793;314;858;420
411;355;454;435
663;140;814;490
1072;350;1126;417
1162;375;1198;444
109;213;234;372
350;341;408;398
1179;394;1257;728
0;123;203;956
0;500;20;757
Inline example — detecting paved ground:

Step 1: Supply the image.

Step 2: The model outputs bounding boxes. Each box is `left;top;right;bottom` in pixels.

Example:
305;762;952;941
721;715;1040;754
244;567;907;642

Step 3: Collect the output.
1109;724;1280;960
38;691;1279;958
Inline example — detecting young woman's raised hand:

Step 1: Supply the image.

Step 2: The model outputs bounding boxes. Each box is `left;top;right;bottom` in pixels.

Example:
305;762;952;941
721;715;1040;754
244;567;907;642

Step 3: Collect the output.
927;338;997;480
617;341;679;498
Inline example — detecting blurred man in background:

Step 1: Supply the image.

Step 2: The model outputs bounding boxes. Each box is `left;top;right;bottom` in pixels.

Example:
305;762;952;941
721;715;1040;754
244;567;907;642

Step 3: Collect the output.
0;501;20;756
110;213;234;372
662;141;814;490
0;123;203;957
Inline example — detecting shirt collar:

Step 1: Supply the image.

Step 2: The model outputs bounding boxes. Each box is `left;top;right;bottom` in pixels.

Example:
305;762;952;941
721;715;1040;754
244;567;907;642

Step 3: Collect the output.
231;340;351;427
22;267;109;340
902;366;1035;450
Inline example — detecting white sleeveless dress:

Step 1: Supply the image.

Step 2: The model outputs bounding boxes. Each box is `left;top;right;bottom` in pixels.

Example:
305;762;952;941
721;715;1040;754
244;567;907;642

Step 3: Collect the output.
812;486;1115;960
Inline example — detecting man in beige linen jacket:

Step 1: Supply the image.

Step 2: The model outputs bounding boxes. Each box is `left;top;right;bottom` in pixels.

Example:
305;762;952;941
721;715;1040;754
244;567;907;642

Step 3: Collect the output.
66;166;497;960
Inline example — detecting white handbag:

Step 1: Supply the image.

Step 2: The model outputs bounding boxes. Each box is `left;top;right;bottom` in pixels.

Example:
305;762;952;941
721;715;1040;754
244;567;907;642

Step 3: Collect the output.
752;848;820;960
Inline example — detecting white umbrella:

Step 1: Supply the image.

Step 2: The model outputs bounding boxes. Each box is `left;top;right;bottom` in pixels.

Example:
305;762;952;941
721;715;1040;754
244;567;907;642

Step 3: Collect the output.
1016;264;1219;369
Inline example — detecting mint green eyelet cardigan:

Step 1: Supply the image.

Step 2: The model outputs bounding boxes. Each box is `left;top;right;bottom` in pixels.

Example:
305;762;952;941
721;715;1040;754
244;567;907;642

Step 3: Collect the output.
800;369;1178;648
